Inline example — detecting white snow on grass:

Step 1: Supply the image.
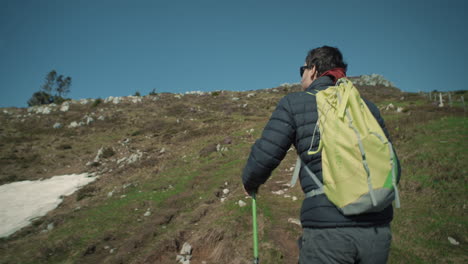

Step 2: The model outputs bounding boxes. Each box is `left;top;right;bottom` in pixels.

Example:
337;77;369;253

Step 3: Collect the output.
0;173;97;238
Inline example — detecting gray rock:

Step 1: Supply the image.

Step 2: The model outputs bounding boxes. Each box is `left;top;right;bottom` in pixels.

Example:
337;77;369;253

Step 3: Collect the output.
385;103;395;111
117;157;127;165
104;96;114;103
126;150;143;164
30;105;52;114
47;223;54;231
176;255;191;264
85;115;94;125
68;121;80;128
60;102;70;112
288;218;301;227
353;74;395;87
53;123;62;129
272;190;284;195
448;236;460;246
128;96;142;103
180;242;192;255
94;147;104;162
185;91;205;95
238;200;247;207
112;97;121;104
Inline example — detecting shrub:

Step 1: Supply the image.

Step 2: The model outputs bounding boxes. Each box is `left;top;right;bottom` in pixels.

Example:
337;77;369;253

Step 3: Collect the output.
211;91;220;96
52;96;68;105
149;88;157;95
76;186;98;201
134;91;141;97
131;130;143;137
56;144;72;150
92;98;103;107
27;91;53;106
101;147;115;158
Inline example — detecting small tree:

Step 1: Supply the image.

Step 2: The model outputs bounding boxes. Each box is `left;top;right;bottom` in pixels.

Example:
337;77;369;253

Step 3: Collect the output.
41;70;57;93
28;70;72;106
56;75;72;97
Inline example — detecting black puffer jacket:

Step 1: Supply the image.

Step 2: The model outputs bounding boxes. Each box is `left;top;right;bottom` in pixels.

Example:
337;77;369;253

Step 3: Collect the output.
242;76;401;228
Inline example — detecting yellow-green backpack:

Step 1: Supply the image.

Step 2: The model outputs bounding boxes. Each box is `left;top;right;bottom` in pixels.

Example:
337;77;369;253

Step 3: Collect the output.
291;78;400;215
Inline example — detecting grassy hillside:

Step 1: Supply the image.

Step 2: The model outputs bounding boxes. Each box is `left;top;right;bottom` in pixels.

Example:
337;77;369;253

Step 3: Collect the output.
0;85;466;263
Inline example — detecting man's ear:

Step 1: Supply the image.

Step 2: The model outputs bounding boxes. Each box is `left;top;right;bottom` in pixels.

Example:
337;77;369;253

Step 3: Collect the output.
311;66;318;80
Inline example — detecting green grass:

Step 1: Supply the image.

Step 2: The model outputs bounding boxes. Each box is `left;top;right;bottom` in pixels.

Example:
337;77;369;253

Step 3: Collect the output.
0;164;198;264
390;115;467;263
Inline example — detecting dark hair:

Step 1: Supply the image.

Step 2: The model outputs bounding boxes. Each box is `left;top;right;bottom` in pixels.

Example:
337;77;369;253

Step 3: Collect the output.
305;46;347;76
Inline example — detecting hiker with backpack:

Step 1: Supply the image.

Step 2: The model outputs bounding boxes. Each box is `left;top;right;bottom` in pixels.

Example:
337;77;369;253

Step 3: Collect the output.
242;46;401;264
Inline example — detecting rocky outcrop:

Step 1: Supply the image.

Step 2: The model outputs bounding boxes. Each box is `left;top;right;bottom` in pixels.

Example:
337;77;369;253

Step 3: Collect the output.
350;74;395;87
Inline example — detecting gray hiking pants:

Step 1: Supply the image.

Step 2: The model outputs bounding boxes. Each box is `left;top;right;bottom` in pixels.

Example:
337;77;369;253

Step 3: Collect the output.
298;225;392;264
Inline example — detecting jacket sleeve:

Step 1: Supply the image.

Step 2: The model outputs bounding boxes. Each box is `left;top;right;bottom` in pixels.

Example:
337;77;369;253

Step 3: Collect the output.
364;99;402;183
242;96;296;192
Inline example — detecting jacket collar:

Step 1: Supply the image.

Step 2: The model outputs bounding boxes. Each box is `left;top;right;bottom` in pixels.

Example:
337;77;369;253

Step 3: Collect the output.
305;76;335;93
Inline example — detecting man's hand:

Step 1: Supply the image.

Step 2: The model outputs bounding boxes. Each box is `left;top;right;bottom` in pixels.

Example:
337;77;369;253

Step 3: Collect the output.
243;185;258;197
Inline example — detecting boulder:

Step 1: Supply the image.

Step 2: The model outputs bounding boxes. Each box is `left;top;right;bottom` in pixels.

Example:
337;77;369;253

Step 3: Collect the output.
85;116;94;125
180;242;192;255
94;147;104;163
68;121;80;128
112;97;121;104
104;96;114;103
60;102;70;112
448;236;460;246
352;74;395;87
126;150;143;164
385;103;395;111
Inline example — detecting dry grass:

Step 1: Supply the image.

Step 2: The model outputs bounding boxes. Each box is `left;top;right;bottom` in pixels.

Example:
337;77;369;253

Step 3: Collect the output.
0;86;466;264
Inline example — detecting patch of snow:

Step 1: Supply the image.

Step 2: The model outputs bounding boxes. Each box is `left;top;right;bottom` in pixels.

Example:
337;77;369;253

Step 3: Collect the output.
0;173;97;238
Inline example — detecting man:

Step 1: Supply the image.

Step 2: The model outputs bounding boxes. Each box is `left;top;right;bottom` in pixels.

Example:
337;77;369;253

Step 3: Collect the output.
242;46;400;263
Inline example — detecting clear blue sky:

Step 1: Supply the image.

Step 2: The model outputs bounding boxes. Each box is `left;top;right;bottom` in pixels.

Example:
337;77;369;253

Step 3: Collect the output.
1;0;467;108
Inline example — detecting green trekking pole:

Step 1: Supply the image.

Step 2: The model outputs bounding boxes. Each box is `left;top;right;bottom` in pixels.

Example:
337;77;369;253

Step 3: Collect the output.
252;192;259;264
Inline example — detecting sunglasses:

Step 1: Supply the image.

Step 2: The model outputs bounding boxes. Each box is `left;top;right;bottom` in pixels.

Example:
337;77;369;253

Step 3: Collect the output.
300;65;312;77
